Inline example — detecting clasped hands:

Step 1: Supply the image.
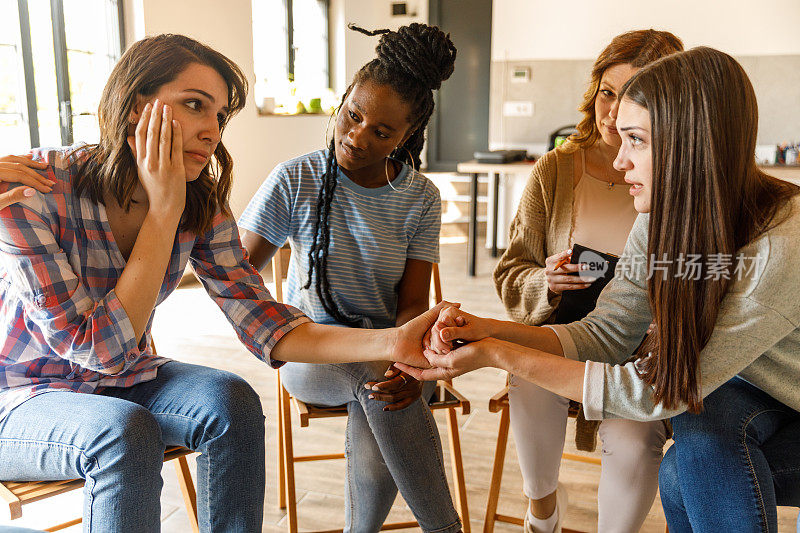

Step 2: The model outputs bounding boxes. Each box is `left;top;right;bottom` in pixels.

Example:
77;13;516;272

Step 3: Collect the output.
366;302;497;410
396;304;498;382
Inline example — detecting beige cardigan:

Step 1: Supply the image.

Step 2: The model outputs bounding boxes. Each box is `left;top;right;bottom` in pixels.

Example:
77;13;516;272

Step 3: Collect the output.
493;144;578;325
492;143;604;451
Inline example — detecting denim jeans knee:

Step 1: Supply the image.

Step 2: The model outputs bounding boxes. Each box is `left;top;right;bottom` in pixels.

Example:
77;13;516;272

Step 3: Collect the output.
667;377;800;533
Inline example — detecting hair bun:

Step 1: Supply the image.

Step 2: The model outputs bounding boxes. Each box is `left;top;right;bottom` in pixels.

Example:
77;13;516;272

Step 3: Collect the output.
373;23;457;91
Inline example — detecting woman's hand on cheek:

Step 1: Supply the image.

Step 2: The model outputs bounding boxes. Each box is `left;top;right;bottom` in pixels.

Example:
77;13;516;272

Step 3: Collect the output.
127;100;186;221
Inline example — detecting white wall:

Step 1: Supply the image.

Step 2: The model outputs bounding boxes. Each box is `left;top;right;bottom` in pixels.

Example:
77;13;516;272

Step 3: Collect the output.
492;0;800;61
340;0;428;90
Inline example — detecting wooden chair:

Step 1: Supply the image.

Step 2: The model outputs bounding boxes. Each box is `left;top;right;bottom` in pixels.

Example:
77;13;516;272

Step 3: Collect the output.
270;249;472;533
483;386;669;533
0;342;200;533
0;446;198;532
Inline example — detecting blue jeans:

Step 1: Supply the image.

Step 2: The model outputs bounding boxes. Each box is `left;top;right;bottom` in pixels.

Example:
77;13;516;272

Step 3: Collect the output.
280;361;461;533
0;362;265;533
659;377;800;532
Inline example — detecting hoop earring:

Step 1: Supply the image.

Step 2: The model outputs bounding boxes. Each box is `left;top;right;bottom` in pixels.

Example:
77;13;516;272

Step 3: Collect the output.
385;145;415;192
394;145;416;170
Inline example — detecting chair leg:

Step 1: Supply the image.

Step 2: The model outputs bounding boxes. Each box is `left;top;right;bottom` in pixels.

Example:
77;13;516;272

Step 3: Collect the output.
446;406;471;533
43;518;82;532
483;405;510;533
277;374;287;509
174;455;200;533
280;385;299;533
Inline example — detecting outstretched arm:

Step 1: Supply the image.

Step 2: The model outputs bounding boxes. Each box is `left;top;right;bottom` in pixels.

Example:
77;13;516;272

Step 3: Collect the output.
272;301;449;368
396;335;585;402
423;305;565;355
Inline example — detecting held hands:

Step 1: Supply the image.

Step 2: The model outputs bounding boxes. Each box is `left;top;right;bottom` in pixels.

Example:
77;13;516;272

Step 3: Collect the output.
545;248;594;295
364;363;423;411
394;305;497;381
127;99;186;220
424;306;492;353
390;300;461;369
0;154;55;210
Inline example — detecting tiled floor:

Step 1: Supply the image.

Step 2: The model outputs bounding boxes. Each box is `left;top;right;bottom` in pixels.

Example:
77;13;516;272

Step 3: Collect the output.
2;240;798;532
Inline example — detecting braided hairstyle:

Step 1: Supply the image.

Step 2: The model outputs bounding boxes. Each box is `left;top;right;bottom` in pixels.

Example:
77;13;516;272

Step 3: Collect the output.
303;23;457;327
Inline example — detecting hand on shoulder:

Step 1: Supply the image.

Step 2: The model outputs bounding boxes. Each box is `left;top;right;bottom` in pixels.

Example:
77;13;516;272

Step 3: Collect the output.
0;154;54;210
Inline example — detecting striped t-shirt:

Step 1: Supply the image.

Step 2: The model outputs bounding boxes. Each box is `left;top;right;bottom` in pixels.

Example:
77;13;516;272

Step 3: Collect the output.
239;150;441;329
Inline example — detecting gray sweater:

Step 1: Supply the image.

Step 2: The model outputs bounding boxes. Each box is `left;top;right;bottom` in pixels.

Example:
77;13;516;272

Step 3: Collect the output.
548;195;800;421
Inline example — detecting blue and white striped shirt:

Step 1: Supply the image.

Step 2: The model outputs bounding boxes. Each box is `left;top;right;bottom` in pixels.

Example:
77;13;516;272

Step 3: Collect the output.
239;150;441;329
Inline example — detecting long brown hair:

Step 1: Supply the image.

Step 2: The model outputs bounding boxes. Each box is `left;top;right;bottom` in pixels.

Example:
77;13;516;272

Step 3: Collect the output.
75;34;248;234
568;29;683;150
621;47;800;412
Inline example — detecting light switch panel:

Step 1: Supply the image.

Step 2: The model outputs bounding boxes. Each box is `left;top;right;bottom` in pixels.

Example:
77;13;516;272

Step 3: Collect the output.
503;101;534;117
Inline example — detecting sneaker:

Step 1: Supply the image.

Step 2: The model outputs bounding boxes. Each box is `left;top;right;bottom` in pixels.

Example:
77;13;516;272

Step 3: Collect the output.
522;482;569;533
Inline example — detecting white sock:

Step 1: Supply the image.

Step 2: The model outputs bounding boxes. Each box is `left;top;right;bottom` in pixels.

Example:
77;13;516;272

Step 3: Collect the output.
526;501;559;533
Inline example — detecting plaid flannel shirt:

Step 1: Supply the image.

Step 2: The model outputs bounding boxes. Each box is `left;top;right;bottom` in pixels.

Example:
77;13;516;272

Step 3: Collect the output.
0;145;309;422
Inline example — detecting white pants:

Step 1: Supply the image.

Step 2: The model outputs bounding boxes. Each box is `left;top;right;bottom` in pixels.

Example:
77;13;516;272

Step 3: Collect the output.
508;374;668;533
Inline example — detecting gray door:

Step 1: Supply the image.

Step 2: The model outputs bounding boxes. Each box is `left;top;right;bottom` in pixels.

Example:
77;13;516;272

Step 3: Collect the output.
427;0;492;171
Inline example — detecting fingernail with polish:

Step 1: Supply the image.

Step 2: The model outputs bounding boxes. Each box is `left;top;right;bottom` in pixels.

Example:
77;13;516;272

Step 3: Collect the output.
23;188;35;197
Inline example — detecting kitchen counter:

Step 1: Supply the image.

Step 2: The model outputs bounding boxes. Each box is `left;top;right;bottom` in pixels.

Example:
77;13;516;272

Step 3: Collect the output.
760;165;800;185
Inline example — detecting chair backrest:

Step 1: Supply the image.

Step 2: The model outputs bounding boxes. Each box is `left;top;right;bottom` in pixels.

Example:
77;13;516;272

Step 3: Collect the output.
270;246;443;306
270;245;289;303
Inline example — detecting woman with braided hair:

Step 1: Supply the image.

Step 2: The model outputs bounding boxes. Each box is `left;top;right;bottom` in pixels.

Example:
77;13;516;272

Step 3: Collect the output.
240;23;461;533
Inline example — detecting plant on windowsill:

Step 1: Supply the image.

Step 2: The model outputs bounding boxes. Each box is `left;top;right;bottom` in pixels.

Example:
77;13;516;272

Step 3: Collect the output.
257;82;336;116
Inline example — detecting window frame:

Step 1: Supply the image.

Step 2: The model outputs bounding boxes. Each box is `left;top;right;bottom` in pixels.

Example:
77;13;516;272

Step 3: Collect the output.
12;0;124;148
285;0;331;88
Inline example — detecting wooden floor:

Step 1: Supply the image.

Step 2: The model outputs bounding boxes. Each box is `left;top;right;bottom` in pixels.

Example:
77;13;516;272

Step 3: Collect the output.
2;240;798;532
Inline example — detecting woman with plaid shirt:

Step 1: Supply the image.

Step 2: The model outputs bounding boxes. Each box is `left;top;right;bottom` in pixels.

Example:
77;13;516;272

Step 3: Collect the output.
0;34;441;532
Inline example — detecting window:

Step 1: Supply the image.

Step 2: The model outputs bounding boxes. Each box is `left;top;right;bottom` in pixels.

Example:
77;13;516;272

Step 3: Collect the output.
252;0;334;114
0;0;122;151
0;0;31;154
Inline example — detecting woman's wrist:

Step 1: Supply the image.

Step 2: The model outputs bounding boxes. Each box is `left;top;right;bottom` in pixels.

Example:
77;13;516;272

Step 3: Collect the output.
385;326;402;361
486;338;512;371
484;317;506;339
144;206;182;230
